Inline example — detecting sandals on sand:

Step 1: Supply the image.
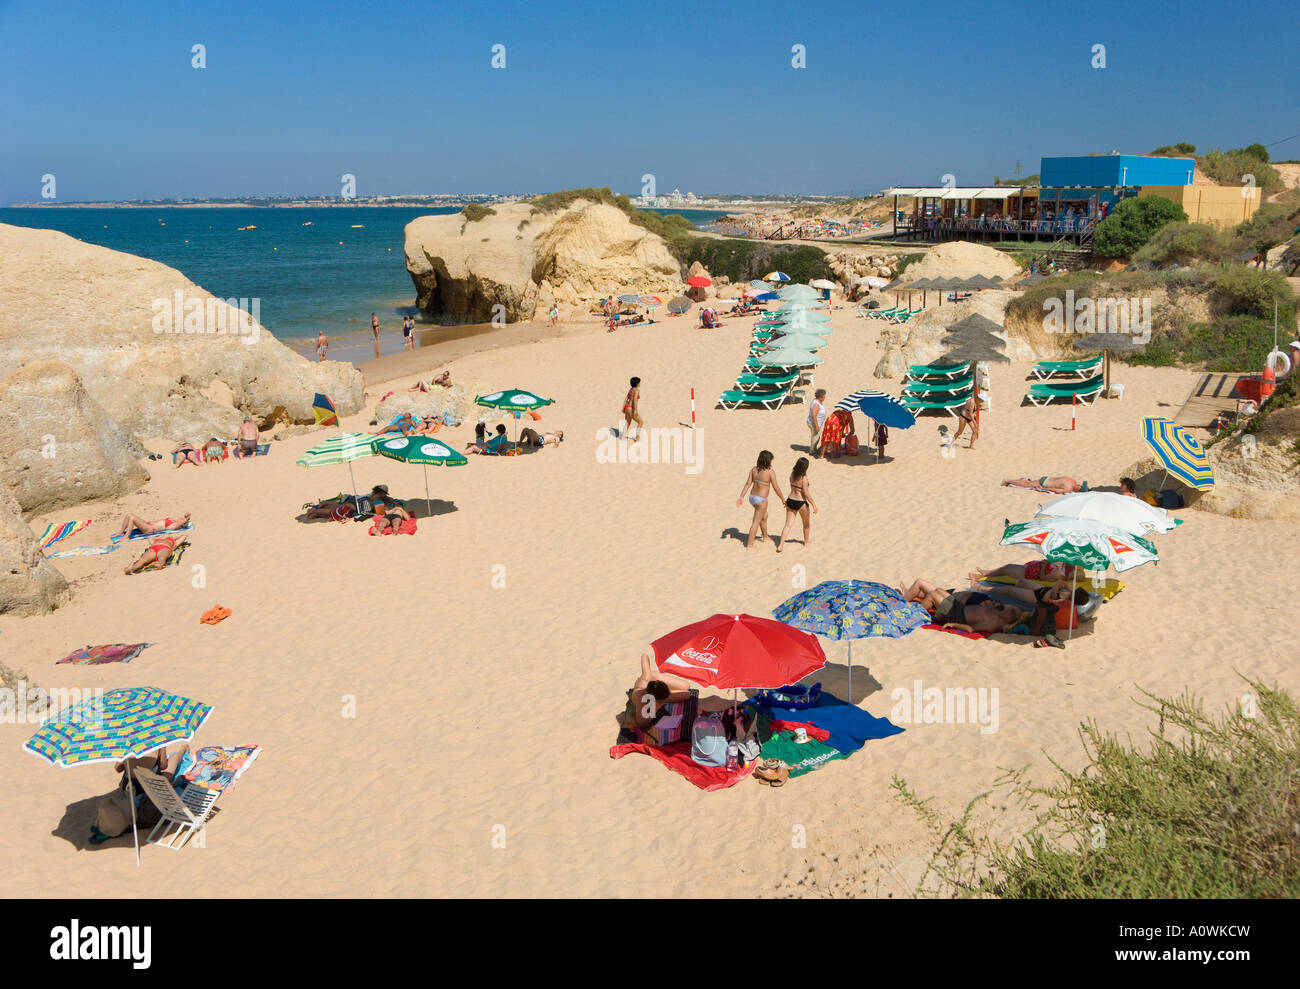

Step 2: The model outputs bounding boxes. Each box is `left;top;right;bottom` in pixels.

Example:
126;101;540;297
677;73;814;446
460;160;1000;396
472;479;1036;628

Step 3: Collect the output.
754;759;790;787
1034;634;1066;649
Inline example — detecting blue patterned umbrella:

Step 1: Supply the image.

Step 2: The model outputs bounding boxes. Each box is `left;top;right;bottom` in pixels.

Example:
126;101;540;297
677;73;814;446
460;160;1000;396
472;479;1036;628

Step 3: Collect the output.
772;580;931;697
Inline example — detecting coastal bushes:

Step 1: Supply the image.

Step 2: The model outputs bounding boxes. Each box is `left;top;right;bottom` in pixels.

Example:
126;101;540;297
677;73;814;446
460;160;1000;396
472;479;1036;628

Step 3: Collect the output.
1093;196;1188;258
1199;145;1282;197
894;679;1300;898
461;204;497;222
1135;222;1233;266
679;240;833;285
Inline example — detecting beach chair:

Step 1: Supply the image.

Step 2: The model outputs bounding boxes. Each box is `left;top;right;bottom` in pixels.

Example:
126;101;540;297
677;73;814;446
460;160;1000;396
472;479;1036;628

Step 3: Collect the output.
902;374;975;394
133;765;221;851
902;388;973;417
734;371;799;392
1026;375;1105;407
1031;356;1103;380
718;386;793;411
903;361;971;382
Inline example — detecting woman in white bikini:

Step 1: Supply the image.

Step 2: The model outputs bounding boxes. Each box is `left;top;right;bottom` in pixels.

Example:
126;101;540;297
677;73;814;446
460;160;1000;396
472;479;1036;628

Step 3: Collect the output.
735;450;784;550
776;457;818;552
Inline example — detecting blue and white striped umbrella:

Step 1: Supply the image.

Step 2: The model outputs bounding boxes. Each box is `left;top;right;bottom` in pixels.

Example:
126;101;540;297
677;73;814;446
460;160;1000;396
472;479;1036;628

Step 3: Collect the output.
1142;416;1214;490
835;390;916;429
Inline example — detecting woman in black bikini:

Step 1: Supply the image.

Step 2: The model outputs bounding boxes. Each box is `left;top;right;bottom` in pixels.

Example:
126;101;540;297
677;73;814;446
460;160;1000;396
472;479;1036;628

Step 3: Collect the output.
776;457;818;552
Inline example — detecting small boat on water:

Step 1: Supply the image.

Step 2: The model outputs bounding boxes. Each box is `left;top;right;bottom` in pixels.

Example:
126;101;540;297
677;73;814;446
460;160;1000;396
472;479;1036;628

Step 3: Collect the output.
302;221;313;226
350;224;364;228
238;225;257;231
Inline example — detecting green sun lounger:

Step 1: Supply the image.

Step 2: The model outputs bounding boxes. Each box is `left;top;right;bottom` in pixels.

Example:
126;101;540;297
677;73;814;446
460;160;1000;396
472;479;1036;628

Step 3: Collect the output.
904;361;971;381
718;385;794;410
1031;356;1103;380
902;374;974;394
901;388;973;415
735;371;799;392
1026;375;1105;407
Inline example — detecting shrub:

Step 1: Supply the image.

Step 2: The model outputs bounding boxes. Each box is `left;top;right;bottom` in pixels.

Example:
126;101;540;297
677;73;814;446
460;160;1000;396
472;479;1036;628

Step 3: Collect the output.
1093;196;1188;258
1206;264;1297;324
1233;201;1300;258
678;240;832;284
893;679;1300;898
1135;222;1233;266
894;253;925;278
1150;142;1197;155
1200;147;1282;196
461;204;496;222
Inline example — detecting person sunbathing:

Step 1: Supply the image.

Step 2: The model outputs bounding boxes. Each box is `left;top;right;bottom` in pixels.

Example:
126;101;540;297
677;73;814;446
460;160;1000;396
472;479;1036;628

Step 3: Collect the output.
969;561;1080;584
969;578;1090;610
412;415;443;434
630;653;698;730
518;427;563;448
900;579;1026;634
124;535;187;574
1120;476;1137;497
116;512;190;538
372;413;418;436
172;441;201;467
304;486;390;520
1002;476;1086;494
369;503;411;535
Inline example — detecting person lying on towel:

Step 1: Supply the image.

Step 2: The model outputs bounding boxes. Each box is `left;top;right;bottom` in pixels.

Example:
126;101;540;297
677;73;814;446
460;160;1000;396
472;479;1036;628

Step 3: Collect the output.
900;578;1027;635
1002;475;1087;494
115;512;191;539
369;503;412;536
372;413;419;436
124;535;187;574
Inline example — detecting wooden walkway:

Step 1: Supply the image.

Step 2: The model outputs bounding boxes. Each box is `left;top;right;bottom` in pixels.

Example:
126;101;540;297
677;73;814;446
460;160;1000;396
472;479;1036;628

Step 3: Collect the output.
1176;372;1249;428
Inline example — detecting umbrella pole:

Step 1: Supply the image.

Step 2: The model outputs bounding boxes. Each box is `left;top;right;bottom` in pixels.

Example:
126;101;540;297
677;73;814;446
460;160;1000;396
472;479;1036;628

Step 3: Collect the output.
127;759;141;867
847;640;853;701
423;464;430;512
1068;571;1077;641
347;458;361;509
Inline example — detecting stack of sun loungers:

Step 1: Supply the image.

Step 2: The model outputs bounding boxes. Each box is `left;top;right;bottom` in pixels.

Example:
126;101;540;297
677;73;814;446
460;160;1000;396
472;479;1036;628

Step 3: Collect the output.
718;315;821;411
899;361;973;416
1025;375;1105;407
1030;355;1103;380
854;305;925;324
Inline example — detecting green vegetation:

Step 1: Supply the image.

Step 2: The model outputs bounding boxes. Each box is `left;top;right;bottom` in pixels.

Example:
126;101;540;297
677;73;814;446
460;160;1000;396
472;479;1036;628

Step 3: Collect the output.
1233;195;1300;259
894;679;1300;898
528;187;628;214
1200;145;1282;196
1134;222;1233;266
1093;196;1188;258
461;204;496;222
893;252;925;279
992;174;1040;187
1150;142;1197;156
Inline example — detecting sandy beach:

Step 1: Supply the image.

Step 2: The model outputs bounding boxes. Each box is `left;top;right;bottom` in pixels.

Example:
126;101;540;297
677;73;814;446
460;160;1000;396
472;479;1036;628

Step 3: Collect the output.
3;300;1296;898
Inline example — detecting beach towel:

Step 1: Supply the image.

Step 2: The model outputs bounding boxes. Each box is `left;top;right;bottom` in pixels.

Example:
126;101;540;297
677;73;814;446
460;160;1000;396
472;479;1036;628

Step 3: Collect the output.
768;719;831;742
173;744;261;794
981;573;1124;601
756;690;904;754
609;741;753;791
112;521;194;543
923;623;986;639
56;642;152;666
200;606;232;625
130;541;189;573
46;543;118;559
368;516;418;536
37;519;92;551
760;730;851;778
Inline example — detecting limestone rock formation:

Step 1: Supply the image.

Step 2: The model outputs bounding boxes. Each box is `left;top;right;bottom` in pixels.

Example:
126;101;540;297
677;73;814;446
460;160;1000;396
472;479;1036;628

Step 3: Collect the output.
0;224;364;441
0;487;69;616
0;361;149;516
405;201;683;323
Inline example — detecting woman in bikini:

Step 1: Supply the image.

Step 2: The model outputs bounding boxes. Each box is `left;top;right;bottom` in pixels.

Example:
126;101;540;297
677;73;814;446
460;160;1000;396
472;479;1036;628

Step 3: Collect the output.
370;503;412;535
622;376;643;441
776;456;818;552
735;450;784;550
115;512;190;539
124;535;187;574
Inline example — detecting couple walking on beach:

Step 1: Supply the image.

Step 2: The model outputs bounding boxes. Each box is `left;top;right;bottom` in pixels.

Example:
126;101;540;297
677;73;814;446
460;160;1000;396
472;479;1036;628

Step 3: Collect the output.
737;450;817;552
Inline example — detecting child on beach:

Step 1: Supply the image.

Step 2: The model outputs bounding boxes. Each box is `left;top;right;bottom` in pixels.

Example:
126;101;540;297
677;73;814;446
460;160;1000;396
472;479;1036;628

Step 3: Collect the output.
736;450;784;550
621;377;643;441
776;457;817;552
549;304;559;326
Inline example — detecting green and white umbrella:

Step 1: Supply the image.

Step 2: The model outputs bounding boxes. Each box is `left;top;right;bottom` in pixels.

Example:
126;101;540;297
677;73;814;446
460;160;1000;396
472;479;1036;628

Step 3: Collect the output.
755;347;823;367
767;332;828;351
374;435;467;506
24;686;214;865
778;285;820;302
475;388;555;443
296;432;379;507
770;310;833;326
1000;517;1158;573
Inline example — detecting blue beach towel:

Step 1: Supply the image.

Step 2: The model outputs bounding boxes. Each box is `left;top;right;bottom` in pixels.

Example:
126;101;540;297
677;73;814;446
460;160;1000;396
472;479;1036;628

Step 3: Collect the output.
755;689;904;753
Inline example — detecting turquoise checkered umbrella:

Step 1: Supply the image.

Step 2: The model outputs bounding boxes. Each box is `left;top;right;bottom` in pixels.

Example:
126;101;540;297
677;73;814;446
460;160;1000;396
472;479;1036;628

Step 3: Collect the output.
24;686;213;864
773;580;931;697
374;435;467;506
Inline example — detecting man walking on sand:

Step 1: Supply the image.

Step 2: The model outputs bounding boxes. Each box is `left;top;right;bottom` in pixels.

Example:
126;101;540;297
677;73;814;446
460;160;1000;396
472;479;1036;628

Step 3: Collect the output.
371;312;381;358
316;329;329;362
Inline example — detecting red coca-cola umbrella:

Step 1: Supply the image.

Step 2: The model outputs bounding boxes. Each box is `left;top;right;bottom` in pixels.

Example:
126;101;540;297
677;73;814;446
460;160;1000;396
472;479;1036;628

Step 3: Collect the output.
686;275;712;288
650;613;826;690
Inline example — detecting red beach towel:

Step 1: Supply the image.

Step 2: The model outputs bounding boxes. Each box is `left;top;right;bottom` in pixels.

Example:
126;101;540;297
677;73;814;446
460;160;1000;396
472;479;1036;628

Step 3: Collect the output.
610;741;753;791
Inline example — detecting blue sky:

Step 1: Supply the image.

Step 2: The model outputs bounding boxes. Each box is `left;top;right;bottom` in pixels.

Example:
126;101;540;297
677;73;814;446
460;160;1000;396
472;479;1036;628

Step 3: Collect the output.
2;0;1296;203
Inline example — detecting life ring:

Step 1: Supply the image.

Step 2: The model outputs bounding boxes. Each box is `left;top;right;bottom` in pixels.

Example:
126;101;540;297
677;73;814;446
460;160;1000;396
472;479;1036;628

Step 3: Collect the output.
1266;350;1291;376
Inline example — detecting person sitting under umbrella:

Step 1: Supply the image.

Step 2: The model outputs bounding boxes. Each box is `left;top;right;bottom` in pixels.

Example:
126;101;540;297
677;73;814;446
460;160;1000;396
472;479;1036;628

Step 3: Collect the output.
91;748;175;844
467;423;511;455
304;485;394;521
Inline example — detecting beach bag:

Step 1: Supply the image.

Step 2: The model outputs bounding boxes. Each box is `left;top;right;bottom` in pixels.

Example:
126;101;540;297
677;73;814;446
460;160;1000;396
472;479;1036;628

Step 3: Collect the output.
1158;489;1184;510
442;410;457;427
845;435;860;456
691;713;728;767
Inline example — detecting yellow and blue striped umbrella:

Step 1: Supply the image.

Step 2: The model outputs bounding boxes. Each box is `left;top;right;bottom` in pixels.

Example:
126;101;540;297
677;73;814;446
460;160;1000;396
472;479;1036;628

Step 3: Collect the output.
24;686;214;768
1142;416;1214;490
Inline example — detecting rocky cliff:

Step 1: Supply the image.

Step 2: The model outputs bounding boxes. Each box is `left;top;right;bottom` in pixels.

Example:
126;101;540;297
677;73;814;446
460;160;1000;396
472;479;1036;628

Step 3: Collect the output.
0;487;69;616
404;201;683;323
0;224;364;440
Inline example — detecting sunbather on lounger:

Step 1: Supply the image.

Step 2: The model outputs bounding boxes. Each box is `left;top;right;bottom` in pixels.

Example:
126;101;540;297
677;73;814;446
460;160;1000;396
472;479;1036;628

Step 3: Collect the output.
124;535;187;574
1002;475;1085;494
116;512;190;538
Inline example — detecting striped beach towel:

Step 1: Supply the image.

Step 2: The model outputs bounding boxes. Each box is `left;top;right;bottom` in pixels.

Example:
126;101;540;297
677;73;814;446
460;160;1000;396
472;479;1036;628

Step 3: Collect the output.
46;544;118;559
37;520;92;550
56;642;152;666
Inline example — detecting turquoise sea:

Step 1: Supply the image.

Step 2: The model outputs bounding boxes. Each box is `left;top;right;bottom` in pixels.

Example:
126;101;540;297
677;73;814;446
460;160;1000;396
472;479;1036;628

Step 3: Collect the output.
0;205;726;361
